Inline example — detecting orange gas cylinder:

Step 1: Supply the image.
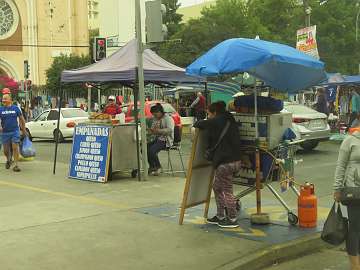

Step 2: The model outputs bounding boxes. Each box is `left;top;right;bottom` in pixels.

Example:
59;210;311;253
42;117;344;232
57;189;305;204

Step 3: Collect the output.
298;183;317;228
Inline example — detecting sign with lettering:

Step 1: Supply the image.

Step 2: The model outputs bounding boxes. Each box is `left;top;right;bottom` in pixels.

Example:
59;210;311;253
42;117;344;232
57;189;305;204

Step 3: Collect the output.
69;125;112;183
296;25;319;59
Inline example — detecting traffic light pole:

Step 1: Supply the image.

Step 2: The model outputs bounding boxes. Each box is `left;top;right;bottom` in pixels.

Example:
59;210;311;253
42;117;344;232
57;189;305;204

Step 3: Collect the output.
135;0;149;180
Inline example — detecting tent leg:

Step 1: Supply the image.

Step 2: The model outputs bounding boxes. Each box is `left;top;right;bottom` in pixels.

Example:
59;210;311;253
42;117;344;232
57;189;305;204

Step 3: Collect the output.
53;85;63;175
204;82;209;106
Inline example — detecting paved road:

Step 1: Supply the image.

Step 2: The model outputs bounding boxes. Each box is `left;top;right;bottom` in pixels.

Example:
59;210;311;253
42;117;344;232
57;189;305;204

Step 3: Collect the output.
33;138;341;199
263;247;349;270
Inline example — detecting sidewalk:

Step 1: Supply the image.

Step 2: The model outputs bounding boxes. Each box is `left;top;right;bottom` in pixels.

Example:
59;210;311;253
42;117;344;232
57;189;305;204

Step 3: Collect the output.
0;158;329;270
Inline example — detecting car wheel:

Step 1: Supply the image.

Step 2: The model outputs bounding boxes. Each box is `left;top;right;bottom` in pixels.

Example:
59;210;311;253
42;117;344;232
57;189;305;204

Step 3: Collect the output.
300;140;319;151
26;128;33;141
53;129;64;143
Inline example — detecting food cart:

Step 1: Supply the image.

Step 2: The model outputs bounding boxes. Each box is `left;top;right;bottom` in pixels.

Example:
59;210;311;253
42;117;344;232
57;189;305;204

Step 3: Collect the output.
180;38;327;225
52;39;204;181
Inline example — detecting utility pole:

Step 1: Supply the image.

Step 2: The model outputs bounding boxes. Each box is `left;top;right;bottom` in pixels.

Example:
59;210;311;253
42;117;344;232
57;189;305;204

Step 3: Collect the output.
135;0;149;180
303;0;311;27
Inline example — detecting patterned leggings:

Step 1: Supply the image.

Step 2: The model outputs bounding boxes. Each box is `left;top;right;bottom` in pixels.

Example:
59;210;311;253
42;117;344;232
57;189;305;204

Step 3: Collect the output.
213;160;242;219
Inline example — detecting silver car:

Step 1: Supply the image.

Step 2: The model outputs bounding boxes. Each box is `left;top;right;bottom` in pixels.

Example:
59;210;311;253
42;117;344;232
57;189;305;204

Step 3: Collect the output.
283;103;330;151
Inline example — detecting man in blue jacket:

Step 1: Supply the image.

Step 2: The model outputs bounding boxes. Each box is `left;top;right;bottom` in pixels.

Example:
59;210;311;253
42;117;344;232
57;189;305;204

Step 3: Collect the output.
0;94;26;172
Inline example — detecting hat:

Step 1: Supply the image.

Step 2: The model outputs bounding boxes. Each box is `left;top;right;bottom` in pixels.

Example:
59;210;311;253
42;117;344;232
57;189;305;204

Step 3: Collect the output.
108;95;115;101
2;88;10;94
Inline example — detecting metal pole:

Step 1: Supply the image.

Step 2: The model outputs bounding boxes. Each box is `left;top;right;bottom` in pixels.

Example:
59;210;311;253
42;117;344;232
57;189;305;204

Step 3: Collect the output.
53;84;63;174
98;88;101;110
135;0;149;179
87;86;91;113
204;82;209;107
253;84;261;214
304;0;311;27
133;83;141;182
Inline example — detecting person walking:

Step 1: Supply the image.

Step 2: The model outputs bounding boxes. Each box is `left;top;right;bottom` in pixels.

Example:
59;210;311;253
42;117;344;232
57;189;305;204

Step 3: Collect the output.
147;103;174;176
0;94;26;172
194;101;247;228
190;92;206;121
334;120;360;270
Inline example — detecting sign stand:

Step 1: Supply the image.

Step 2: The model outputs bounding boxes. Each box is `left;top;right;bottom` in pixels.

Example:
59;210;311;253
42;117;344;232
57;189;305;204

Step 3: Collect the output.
69;125;112;183
179;129;214;225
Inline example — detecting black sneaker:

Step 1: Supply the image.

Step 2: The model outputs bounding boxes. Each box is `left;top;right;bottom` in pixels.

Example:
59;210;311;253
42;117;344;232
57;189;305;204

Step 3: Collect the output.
206;216;225;225
218;218;239;228
13;166;21;172
5;161;11;169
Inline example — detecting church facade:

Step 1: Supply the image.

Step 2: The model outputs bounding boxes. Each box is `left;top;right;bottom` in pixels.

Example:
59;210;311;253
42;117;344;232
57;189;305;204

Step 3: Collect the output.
0;0;89;85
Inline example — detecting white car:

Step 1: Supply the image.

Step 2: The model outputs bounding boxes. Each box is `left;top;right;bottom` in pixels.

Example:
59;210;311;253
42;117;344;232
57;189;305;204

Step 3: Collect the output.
283;103;331;151
26;108;88;142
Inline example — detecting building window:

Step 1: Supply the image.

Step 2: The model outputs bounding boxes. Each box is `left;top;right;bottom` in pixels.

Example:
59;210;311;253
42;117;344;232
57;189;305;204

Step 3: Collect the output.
0;0;19;40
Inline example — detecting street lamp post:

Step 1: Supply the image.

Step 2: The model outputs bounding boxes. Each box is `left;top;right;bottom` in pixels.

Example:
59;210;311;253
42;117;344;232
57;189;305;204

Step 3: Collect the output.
135;0;149;180
304;0;311;27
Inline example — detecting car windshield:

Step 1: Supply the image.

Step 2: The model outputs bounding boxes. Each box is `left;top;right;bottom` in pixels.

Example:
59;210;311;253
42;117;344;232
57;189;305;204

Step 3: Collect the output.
285;105;316;114
61;109;88;118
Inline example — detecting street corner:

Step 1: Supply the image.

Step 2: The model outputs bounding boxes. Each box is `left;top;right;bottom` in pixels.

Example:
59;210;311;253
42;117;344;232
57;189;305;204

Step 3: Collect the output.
134;202;330;245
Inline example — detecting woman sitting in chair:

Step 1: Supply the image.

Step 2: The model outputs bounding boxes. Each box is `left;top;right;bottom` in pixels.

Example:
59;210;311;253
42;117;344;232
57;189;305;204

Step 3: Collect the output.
147;103;174;176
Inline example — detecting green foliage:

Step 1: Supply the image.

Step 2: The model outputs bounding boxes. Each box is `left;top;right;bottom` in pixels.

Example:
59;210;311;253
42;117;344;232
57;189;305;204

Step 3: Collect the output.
162;0;183;37
45;54;92;96
158;0;360;74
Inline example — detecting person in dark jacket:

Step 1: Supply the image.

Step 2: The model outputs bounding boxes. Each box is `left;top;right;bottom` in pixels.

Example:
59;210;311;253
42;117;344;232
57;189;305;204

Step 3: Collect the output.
194;101;246;228
314;88;329;116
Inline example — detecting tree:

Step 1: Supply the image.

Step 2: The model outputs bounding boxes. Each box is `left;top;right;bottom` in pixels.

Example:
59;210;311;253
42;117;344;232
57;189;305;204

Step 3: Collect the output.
309;0;360;74
158;0;360;74
0;76;19;93
45;54;91;96
158;0;267;67
162;0;183;37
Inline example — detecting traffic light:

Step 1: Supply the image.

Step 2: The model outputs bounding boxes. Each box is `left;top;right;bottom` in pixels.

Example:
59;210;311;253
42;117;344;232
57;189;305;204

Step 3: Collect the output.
145;0;168;43
24;60;30;79
94;37;107;62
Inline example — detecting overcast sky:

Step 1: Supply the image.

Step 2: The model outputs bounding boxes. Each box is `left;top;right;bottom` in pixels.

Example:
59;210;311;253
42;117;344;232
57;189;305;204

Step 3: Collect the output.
179;0;211;7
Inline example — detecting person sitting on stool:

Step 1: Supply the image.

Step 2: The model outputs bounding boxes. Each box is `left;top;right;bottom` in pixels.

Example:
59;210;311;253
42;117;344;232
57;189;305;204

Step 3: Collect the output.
103;95;121;117
147;103;174;176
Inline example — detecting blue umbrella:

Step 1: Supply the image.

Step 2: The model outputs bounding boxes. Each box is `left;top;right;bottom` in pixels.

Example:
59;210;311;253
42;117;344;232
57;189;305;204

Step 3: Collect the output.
186;38;327;93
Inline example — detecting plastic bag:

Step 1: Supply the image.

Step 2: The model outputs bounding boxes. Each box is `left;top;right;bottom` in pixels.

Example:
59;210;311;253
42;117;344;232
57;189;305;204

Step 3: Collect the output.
20;136;36;158
321;202;348;246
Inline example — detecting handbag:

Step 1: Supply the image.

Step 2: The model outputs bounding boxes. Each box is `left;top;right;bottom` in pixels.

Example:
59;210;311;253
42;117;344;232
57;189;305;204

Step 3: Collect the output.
204;121;230;162
339;134;360;205
340;187;360;206
321;202;348;246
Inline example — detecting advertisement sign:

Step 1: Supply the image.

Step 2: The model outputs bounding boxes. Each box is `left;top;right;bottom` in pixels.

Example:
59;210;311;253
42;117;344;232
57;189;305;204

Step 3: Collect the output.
69;125;112;183
296;25;319;59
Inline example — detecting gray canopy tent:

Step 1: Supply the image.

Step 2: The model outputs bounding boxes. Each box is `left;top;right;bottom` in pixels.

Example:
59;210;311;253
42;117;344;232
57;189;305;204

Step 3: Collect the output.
53;39;204;181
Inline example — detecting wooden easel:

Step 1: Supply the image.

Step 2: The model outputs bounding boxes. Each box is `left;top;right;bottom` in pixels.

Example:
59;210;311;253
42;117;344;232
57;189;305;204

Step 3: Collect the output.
179;129;214;225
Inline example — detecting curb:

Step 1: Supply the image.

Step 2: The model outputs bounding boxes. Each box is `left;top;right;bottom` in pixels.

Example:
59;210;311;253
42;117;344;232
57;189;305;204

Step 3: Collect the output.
216;232;330;270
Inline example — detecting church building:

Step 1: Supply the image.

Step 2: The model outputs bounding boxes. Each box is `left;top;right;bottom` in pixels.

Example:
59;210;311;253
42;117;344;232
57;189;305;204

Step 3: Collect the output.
0;0;89;85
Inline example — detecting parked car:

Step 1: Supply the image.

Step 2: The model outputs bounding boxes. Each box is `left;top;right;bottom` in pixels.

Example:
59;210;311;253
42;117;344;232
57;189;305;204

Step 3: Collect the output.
283;103;330;151
25;108;88;142
122;101;182;128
